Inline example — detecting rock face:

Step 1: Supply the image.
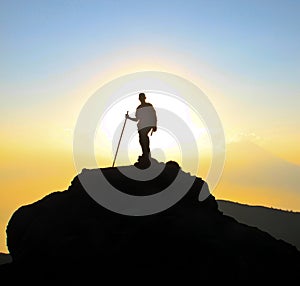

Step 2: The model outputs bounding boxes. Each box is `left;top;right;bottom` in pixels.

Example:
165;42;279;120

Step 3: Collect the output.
0;253;12;265
2;161;300;282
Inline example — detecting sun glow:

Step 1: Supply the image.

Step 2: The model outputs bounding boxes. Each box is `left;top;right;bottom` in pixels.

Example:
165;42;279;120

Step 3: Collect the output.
94;91;213;178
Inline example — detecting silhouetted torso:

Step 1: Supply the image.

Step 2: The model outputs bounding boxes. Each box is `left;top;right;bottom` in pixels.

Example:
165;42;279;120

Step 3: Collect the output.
135;102;157;131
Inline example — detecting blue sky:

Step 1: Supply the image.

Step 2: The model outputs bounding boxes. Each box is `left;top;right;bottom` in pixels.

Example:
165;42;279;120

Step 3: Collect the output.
1;1;299;92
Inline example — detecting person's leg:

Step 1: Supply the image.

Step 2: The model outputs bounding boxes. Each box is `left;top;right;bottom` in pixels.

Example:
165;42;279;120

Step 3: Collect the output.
139;128;151;158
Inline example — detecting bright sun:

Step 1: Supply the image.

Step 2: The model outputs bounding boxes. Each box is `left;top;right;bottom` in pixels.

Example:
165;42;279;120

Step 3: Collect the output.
94;91;212;177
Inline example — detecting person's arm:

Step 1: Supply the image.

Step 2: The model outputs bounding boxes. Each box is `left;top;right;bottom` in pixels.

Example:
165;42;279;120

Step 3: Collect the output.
152;107;157;132
125;113;138;122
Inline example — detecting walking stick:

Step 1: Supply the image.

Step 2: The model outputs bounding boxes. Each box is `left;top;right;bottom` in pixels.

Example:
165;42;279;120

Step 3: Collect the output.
112;111;129;167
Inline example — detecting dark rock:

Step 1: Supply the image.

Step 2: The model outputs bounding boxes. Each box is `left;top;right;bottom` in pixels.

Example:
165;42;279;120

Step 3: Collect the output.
0;253;12;265
2;161;300;282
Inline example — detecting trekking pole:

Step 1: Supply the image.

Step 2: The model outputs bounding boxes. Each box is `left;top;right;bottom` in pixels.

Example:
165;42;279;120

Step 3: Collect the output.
112;111;129;167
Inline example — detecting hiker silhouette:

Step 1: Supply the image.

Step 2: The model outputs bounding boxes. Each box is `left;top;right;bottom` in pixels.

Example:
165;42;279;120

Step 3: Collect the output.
126;93;157;166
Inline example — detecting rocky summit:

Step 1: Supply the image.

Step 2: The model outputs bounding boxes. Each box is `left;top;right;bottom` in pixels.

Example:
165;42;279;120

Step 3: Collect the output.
1;160;300;282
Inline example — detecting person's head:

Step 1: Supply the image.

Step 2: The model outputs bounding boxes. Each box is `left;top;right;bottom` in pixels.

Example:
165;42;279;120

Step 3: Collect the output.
139;93;146;103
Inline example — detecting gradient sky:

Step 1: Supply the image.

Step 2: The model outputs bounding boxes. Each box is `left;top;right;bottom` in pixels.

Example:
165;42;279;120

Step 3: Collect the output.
0;0;299;253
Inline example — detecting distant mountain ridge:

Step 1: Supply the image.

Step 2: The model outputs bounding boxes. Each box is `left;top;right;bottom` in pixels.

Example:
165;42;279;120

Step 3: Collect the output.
218;199;300;251
1;161;300;282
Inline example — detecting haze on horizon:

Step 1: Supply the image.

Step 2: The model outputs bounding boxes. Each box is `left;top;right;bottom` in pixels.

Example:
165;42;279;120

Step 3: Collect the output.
0;0;299;253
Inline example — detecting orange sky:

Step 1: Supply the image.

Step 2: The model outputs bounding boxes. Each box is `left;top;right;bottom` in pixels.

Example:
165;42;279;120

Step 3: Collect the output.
1;127;299;253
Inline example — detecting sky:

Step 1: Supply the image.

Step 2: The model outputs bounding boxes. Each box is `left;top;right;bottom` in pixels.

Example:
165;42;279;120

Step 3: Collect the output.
0;0;299;253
